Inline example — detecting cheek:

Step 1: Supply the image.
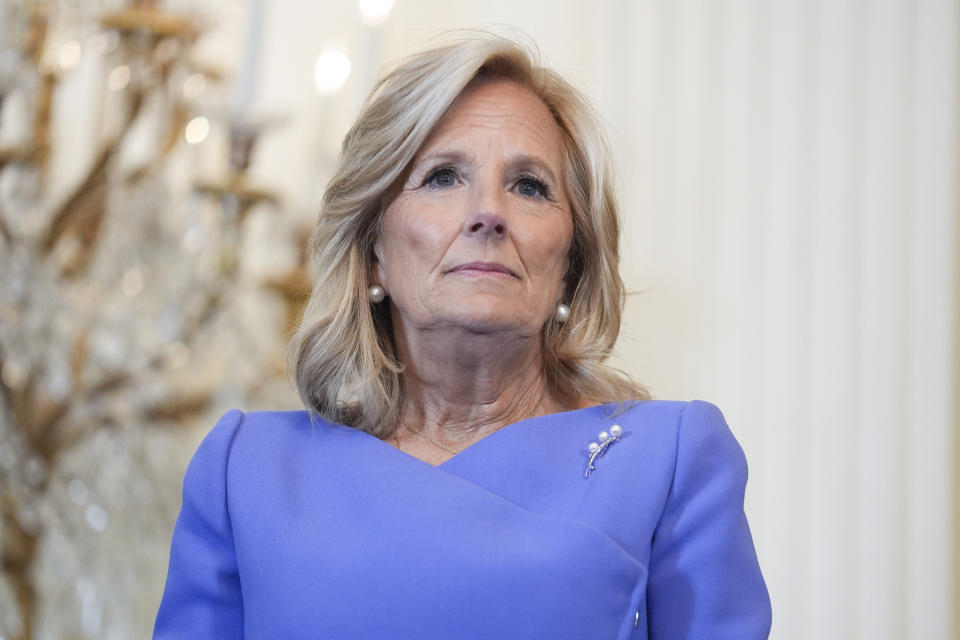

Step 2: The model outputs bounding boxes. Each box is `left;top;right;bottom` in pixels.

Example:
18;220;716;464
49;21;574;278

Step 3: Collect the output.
525;218;573;282
379;199;456;282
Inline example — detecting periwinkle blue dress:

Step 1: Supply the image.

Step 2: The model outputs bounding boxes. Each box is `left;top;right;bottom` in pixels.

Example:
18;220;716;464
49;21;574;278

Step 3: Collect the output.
154;400;771;639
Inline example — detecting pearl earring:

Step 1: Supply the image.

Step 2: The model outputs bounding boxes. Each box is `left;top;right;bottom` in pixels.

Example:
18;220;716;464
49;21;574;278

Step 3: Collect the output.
556;303;570;322
368;285;386;303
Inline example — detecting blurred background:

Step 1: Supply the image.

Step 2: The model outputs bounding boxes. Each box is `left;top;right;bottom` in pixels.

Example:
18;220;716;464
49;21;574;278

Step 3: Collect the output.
0;0;956;638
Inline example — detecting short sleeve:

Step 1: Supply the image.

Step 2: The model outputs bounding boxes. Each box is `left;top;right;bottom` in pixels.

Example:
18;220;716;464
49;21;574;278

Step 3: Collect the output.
154;409;246;639
646;400;772;639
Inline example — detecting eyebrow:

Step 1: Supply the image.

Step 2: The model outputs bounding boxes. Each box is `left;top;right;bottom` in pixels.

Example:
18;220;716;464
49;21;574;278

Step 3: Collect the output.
414;150;561;185
511;154;559;185
415;151;470;169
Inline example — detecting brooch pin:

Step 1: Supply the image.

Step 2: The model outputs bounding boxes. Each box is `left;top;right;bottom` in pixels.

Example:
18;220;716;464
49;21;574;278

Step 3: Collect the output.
584;424;622;478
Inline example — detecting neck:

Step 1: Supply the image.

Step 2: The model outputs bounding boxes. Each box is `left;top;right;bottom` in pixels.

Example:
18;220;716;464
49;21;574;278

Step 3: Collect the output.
394;321;562;445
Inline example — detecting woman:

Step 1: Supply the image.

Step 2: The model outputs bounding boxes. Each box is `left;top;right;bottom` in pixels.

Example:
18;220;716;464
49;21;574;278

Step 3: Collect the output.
155;34;771;639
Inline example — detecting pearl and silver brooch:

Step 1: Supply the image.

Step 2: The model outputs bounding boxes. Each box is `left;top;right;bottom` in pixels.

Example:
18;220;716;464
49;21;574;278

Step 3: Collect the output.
584;424;622;478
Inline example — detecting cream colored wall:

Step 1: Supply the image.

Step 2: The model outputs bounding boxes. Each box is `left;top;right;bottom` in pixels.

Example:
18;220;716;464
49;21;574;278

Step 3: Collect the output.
224;1;960;638
582;2;958;639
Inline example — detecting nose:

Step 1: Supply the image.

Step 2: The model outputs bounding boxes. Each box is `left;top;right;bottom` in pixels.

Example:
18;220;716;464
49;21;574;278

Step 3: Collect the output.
464;211;507;238
464;179;508;239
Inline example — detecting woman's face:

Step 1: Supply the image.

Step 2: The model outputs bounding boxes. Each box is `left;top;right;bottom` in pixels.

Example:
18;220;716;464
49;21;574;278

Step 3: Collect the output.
374;79;573;338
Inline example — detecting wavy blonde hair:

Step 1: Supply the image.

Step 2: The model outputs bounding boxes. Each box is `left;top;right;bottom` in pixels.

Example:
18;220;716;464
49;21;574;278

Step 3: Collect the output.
289;32;648;435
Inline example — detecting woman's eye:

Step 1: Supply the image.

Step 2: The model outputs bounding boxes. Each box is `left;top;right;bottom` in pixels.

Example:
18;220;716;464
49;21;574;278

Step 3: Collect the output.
424;168;458;189
515;177;548;198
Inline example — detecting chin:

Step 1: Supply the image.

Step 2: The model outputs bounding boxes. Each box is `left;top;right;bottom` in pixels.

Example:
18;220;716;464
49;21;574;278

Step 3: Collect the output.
435;305;539;335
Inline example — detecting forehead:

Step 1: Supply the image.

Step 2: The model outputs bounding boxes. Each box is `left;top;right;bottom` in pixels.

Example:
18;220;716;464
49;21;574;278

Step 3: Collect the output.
417;79;565;166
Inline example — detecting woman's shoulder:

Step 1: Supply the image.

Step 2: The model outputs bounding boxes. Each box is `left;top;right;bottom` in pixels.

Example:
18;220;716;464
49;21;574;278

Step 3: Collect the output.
618;399;750;483
588;398;729;432
239;407;322;424
584;399;747;473
190;407;348;467
608;397;732;426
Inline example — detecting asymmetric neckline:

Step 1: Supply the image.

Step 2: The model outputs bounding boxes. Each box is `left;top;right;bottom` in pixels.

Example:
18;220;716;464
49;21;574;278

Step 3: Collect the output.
333;403;614;469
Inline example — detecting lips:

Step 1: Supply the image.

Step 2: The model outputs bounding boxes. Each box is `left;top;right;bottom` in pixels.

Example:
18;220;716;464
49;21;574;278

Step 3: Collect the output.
447;261;518;278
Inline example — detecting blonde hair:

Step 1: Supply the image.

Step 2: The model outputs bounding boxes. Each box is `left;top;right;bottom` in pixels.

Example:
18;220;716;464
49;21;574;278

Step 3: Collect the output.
290;32;648;435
